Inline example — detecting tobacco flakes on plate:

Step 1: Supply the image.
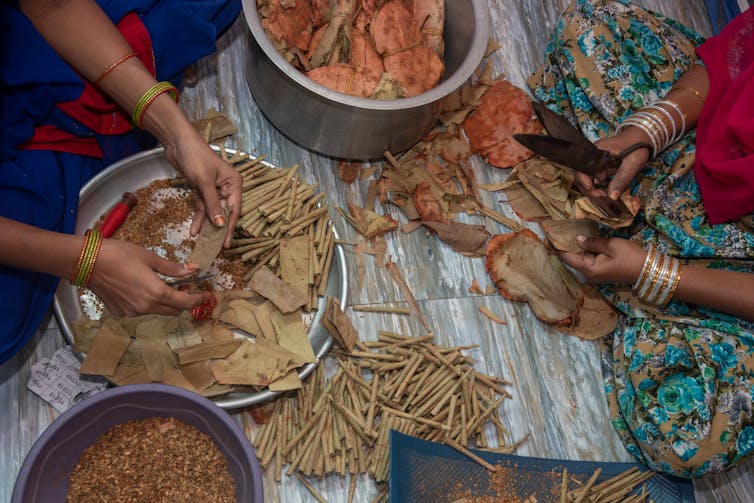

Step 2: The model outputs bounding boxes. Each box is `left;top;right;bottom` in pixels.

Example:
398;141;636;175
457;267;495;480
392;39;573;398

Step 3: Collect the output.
74;129;338;396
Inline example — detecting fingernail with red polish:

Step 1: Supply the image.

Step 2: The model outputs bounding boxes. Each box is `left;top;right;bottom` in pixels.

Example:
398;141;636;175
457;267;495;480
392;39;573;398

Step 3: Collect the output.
184;262;198;271
212;214;225;227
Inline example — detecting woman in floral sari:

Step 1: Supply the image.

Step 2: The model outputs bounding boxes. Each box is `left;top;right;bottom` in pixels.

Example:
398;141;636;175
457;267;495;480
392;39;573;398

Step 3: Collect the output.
528;0;754;477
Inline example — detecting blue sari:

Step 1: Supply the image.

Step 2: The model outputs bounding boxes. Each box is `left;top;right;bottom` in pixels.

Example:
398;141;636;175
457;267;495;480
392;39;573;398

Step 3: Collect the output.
0;0;241;364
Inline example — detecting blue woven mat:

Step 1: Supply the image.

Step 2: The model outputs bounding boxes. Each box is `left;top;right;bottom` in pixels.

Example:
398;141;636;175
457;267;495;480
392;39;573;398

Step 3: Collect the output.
389;431;696;503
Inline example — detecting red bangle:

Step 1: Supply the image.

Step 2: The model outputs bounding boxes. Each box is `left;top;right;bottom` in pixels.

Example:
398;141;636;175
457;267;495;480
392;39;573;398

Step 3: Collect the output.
95;52;139;87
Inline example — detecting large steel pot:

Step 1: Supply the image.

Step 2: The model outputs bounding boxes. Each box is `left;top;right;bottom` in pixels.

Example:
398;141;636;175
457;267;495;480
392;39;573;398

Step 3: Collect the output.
242;0;489;160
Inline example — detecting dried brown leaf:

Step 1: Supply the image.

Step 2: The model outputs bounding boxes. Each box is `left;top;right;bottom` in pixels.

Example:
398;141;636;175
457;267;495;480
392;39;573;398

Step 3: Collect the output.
557;284;618;340
463;80;542;168
248;265;307;313
421;220;490;256
79;319;132;377
540;218;600;252
485;230;582;326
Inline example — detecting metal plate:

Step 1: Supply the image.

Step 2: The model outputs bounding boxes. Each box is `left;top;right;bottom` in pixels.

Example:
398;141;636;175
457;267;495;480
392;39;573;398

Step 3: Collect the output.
53;147;347;409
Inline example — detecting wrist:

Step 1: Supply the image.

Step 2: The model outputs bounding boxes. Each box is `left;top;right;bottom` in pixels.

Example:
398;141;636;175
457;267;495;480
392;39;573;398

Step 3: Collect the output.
138;92;193;147
612;126;653;152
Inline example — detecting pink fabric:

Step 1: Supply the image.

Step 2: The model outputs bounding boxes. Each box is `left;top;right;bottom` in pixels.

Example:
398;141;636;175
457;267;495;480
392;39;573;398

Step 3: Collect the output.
694;8;754;224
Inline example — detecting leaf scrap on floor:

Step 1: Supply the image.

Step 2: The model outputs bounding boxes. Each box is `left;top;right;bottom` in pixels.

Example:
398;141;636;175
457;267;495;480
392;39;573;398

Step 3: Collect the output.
321;296;359;352
421;221;490;256
479;306;506;325
469;279;483;295
384;259;431;332
340;203;399;240
191;109;238;143
337;160;362;184
354;236;388;267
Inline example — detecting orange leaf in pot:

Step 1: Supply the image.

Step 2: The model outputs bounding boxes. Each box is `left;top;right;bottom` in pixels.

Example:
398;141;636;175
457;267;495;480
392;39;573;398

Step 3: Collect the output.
383;45;444;97
307;64;382;97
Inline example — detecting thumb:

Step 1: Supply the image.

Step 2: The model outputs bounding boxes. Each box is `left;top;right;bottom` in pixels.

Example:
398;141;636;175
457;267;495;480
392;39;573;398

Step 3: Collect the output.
200;186;226;228
575;235;610;255
147;253;198;278
606;172;632;200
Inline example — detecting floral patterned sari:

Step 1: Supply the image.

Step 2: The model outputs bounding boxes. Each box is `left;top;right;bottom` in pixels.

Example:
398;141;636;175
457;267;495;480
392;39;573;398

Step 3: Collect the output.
528;0;754;478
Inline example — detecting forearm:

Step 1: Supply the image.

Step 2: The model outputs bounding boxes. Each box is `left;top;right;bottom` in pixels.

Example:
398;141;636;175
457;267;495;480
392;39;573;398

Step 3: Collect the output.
19;0;196;149
674;265;754;322
0;217;82;280
612;64;709;149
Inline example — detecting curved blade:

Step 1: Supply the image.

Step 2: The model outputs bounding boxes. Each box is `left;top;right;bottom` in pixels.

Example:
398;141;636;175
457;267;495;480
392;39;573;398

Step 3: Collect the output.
589;195;633;219
531;102;592;146
513;133;606;176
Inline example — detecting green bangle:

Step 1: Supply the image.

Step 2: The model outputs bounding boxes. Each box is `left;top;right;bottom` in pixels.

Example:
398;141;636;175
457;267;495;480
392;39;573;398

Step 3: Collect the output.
131;81;179;128
72;229;103;287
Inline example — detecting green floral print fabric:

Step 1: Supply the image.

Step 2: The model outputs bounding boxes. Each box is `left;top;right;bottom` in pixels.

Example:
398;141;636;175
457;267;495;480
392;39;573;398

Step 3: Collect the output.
528;0;754;478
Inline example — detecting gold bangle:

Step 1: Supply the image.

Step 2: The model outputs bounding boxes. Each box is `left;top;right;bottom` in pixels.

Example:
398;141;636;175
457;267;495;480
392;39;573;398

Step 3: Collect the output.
131;81;179;128
71;232;91;285
675;85;706;104
95;52;138;87
632;244;656;291
662;262;683;306
72;229;103;287
649;259;674;305
642;253;667;303
637;247;662;300
74;230;99;286
82;231;104;287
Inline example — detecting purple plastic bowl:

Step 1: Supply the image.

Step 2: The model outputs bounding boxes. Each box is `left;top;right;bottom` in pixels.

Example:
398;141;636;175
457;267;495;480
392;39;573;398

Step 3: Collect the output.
11;384;264;503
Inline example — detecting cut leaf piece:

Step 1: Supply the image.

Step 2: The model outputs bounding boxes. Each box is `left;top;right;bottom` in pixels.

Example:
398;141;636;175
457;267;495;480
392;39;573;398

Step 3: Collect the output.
248;265;307;313
557;284;618;340
421;221;490;256
485;230;582;326
540;218;599;253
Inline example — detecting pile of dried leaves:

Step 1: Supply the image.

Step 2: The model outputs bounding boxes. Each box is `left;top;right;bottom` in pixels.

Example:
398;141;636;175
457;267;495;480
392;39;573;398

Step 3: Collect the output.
258;0;445;98
71;112;336;396
330;45;619;339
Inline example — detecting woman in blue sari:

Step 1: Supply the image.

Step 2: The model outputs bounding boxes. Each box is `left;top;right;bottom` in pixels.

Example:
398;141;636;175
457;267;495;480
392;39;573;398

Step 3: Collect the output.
0;0;242;364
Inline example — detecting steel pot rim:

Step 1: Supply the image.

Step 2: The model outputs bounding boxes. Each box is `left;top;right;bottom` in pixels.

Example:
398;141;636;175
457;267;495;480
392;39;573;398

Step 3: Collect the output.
242;0;490;111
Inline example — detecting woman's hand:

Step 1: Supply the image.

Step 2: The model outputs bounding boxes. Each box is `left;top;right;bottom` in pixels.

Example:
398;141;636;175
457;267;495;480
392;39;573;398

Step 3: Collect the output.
560;235;647;285
88;239;210;316
573;128;651;200
164;132;242;248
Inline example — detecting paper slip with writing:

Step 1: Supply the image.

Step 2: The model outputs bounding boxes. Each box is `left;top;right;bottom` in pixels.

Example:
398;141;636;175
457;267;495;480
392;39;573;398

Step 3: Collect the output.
27;346;107;413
